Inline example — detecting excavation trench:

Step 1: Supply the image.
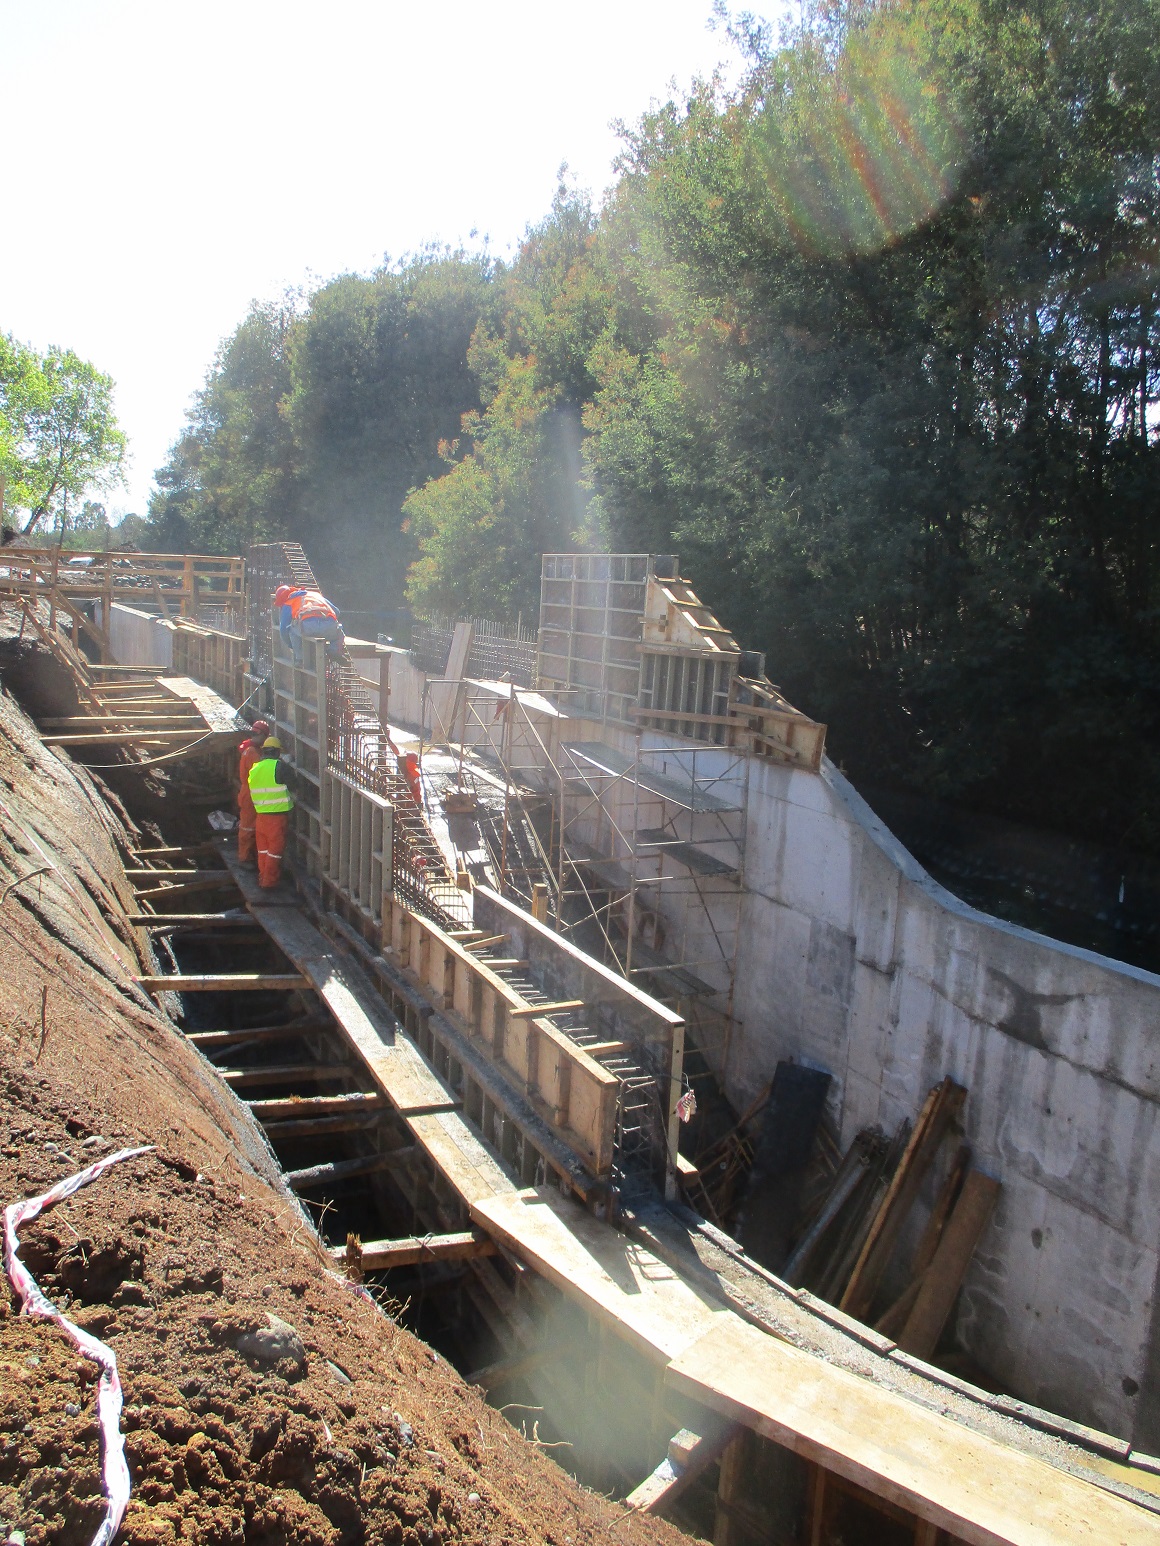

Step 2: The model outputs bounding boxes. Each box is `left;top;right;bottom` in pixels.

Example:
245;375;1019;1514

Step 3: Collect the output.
137;860;718;1521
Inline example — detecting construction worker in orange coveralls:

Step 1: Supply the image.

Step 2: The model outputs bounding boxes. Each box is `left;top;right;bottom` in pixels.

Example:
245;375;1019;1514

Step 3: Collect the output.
235;718;270;866
248;736;295;889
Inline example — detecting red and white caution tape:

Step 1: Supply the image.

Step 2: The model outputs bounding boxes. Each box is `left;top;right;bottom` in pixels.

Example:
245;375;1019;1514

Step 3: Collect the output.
4;1145;154;1546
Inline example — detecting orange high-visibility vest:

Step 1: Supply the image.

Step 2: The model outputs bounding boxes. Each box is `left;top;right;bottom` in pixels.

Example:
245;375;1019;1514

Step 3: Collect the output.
288;588;337;623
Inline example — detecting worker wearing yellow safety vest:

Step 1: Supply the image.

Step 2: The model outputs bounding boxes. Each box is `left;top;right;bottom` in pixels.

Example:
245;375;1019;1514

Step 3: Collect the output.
248;736;295;888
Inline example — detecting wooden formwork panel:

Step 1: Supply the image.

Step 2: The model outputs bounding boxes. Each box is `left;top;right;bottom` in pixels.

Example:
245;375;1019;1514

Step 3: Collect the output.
383;893;619;1177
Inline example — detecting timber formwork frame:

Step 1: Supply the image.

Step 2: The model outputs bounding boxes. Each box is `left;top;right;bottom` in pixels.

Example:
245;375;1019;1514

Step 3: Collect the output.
9;596;241;765
427;683;748;1068
0;546;245;659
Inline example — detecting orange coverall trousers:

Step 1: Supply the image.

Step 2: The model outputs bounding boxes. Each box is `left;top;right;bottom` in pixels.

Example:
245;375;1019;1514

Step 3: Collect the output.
254;811;288;888
237;744;258;862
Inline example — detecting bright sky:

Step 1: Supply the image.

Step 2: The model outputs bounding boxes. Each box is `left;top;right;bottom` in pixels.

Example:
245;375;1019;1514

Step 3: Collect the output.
2;1;768;519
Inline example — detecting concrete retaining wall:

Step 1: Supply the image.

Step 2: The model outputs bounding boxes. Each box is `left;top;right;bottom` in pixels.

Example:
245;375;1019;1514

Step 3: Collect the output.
728;758;1160;1448
99;601;174;668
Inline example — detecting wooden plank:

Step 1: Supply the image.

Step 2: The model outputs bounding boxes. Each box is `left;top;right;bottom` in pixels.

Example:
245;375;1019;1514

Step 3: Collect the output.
124;868;203;878
186;1020;330;1050
290;952;458;1114
627;1423;740;1515
221;1062;355;1088
841;1078;966;1320
668;1316;1158;1546
40;715;205;727
332;1229;498;1270
127;912;254;927
445;618;475;682
135;972;309;992
262;1111;384;1142
406;1111;520;1208
471;1189;728;1365
221;862;461;1118
467;1345;554;1392
286;1149;415;1191
43;729;212;745
898;1171;1001;1359
247;1092;386;1123
132;868;232;882
876;1144;973;1338
131;844;217;858
156;675;241;734
507;999;586;1019
132;875;240;900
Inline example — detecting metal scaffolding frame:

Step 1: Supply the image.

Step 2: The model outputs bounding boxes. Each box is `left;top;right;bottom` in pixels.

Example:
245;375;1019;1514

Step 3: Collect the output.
420;683;749;1082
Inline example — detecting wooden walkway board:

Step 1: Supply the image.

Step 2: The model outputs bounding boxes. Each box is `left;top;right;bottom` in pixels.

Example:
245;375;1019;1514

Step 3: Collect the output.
157;675;241;734
471;1188;729;1365
407;1112;520;1208
665;1317;1160;1546
216;852;461;1120
252;906;461;1118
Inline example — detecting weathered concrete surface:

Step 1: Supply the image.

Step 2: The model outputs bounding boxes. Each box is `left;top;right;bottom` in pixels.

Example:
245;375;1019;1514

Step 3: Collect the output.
97;600;175;667
729;757;1160;1448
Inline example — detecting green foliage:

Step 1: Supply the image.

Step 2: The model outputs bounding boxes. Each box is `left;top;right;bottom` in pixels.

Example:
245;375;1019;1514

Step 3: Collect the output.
150;0;1160;851
149;298;297;557
404;181;614;615
147;252;491;611
0;334;126;536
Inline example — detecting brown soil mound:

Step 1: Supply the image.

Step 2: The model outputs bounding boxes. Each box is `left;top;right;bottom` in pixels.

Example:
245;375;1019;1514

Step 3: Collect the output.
0;673;689;1546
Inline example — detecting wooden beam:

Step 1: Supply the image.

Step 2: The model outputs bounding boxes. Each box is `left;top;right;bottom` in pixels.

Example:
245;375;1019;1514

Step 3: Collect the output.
467;1345;552;1392
127;912;253;926
135;972;309;992
247;1092;386;1123
132;875;239;900
41;715;205;729
186;1019;331;1050
43;729;210;745
897;1171;1001;1359
628;1424;740;1515
333;1228;497;1270
288;1148;417;1191
507;999;586;1018
840;1077;966;1321
124;867;203;879
220;1062;355;1088
130;844;217;858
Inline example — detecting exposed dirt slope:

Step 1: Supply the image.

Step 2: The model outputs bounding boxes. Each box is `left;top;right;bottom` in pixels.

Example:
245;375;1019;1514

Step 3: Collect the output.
0;675;689;1546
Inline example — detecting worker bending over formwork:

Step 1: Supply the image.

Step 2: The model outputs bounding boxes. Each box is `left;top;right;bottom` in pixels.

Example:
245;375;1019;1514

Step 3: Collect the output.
275;584;346;666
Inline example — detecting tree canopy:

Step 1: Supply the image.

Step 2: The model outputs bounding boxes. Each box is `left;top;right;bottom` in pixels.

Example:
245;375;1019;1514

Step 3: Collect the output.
145;0;1160;852
0;334;127;536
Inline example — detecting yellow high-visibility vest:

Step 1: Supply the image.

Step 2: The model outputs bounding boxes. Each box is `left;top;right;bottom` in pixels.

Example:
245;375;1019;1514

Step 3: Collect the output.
248;756;294;814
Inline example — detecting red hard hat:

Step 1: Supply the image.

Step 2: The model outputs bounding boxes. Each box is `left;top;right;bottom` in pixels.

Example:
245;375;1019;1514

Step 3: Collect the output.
250;718;270;739
274;585;291;605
